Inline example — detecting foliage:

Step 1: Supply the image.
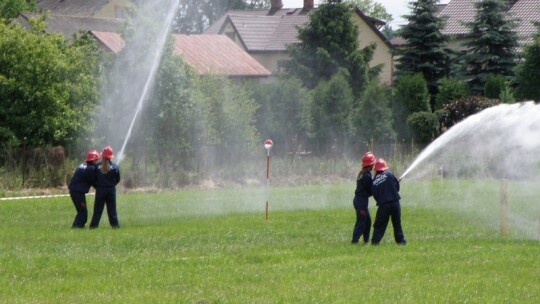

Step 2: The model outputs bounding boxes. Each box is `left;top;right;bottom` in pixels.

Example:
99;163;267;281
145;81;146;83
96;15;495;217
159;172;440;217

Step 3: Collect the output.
407;111;439;143
440;96;500;129
0;19;101;149
143;40;200;186
395;0;452;106
461;0;519;95
515;27;540;102
250;77;312;156
483;74;506;99
435;78;469;110
0;0;36;20
194;75;260;171
395;73;431;114
173;0;268;34
344;0;393;22
354;81;395;143
309;70;355;155
285;0;377;97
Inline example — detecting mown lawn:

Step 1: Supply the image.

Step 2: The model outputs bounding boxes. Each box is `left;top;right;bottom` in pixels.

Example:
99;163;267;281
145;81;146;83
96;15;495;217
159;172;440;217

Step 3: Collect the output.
0;181;538;303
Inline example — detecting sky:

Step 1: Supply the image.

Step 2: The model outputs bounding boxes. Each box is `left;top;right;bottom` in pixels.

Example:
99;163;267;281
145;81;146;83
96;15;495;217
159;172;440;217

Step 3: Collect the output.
282;0;451;29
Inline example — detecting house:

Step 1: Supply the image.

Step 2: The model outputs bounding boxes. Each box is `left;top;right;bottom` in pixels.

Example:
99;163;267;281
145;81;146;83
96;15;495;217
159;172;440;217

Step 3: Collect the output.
36;0;133;19
392;0;540;53
205;0;394;84
91;32;271;79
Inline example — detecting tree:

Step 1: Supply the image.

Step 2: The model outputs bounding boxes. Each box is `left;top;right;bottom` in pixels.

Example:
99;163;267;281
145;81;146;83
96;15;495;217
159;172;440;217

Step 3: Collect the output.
0;19;101;148
0;0;35;20
392;73;430;141
354;81;395;144
309;70;355;155
344;0;392;22
435;78;469;110
174;0;268;34
515;25;540;102
285;0;377;97
395;0;451;108
251;77;312;155
461;0;519;95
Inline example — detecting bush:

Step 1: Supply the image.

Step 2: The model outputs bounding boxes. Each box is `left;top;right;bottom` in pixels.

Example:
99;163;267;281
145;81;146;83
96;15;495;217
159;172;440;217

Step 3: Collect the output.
440;96;500;129
435;78;469;110
484;74;506;99
407;111;439;144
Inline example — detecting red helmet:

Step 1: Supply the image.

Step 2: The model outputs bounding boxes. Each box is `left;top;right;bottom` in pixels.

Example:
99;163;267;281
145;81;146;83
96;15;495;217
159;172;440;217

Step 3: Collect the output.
375;158;388;172
101;145;114;159
85;150;100;162
361;152;376;167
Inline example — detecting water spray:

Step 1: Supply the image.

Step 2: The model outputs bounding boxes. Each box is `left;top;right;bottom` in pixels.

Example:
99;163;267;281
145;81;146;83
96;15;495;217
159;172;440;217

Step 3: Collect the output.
264;139;273;223
116;0;180;164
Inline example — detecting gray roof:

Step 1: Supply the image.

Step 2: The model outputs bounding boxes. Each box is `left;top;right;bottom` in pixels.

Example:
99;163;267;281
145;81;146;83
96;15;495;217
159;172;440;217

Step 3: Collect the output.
439;0;540;47
18;13;124;39
37;0;112;17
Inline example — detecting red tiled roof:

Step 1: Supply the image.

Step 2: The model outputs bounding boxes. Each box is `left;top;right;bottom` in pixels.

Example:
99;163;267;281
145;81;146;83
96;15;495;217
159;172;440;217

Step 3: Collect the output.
89;32;270;77
91;31;124;54
173;34;271;77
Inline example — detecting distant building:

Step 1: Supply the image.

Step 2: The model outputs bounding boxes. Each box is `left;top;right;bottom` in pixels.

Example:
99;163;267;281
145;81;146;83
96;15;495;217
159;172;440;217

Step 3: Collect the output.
206;0;394;84
391;0;540;53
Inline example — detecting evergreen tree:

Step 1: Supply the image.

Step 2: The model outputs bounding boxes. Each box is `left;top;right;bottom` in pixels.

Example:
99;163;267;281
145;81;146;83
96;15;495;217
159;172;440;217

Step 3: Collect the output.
461;0;519;95
285;0;377;97
395;0;451;107
515;24;540;102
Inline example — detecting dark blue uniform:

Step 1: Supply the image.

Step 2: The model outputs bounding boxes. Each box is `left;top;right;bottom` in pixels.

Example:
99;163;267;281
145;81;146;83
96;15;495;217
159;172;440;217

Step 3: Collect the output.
352;171;373;244
68;163;98;228
371;170;406;245
89;162;120;228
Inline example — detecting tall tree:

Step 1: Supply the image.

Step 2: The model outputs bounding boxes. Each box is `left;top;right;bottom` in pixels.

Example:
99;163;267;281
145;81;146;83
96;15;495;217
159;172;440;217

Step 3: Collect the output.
395;0;451;108
344;0;392;23
461;0;519;95
286;0;377;97
515;24;540;102
174;0;268;34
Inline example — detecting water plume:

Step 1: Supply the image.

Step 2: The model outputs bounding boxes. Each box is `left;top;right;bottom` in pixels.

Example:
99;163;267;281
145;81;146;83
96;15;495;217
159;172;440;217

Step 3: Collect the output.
95;0;180;164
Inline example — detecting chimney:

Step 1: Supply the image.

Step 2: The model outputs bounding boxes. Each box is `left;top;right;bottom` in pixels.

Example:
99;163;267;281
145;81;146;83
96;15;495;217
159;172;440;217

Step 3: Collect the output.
271;0;283;10
304;0;314;10
269;0;282;15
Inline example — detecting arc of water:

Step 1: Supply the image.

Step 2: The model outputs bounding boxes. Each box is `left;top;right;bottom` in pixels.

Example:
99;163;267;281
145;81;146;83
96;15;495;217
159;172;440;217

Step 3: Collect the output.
116;0;180;164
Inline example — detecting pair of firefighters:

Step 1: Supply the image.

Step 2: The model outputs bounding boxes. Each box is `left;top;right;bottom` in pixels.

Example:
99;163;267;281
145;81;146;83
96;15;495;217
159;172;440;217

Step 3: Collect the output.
352;152;407;245
68;146;121;229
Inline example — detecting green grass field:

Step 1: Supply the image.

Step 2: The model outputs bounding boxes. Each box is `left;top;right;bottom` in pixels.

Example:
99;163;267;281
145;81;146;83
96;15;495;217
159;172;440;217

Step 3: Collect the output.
0;181;538;303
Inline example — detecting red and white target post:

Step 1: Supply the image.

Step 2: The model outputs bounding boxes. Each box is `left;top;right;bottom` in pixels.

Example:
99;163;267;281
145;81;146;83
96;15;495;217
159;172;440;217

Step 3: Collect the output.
264;139;273;223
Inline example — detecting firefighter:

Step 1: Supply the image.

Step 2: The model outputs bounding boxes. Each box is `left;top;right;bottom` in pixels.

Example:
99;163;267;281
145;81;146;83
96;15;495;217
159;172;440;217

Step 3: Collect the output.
90;146;121;229
351;152;376;244
68;150;100;228
371;158;407;245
